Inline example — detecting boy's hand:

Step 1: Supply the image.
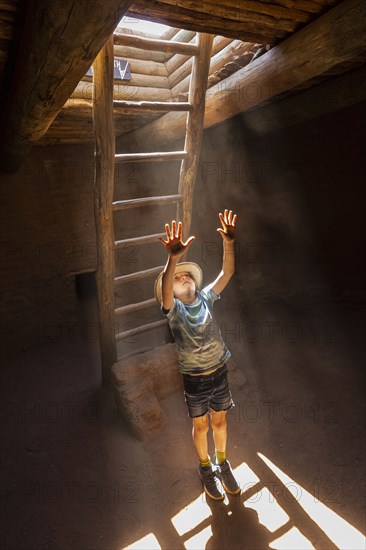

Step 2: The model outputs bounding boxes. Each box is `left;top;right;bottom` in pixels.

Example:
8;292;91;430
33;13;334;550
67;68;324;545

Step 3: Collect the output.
159;220;195;257
217;209;237;242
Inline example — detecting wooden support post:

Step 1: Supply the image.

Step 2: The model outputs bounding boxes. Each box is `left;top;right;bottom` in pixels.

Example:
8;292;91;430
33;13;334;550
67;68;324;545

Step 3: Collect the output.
92;36;117;384
177;33;214;244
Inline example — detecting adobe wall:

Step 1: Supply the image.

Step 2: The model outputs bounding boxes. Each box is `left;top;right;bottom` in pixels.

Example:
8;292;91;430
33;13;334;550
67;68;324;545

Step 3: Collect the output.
189;99;366;304
1;92;365;357
0;143;97;355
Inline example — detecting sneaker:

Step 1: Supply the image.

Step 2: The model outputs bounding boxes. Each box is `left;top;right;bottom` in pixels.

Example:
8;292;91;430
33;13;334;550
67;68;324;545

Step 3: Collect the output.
213;456;241;495
198;464;225;500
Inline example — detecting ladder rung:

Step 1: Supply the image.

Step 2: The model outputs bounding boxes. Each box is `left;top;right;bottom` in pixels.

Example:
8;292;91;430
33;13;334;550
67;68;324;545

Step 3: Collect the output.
113;100;193;112
113;194;182;211
115;233;166;248
114;266;165;286
113;33;199;56
116;319;168;341
115;151;187;163
115;298;156;315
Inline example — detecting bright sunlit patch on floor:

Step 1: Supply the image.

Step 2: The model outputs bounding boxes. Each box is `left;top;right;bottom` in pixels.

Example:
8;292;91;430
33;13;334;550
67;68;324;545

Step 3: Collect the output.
269;527;315;549
171;462;260;537
124;533;161;550
243;486;290;533
258;452;366;549
183;525;213;550
232;461;260;492
171;493;212;536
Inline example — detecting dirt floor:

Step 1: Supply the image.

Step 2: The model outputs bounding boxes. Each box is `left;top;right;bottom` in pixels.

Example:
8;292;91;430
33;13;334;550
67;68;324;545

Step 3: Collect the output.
1;291;365;550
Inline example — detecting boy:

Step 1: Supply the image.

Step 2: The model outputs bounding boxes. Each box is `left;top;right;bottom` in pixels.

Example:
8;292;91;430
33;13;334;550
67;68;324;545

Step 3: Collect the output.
154;210;240;500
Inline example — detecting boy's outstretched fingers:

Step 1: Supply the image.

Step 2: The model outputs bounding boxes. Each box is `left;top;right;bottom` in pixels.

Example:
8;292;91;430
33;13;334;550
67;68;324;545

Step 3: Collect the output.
159;222;173;244
177;221;182;239
183;235;196;247
217;209;237;241
158;220;195;255
221;209;237;226
220;209;237;227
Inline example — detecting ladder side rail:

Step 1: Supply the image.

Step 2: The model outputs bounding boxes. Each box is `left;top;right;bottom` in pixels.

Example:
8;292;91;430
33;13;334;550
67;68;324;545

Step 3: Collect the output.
93;36;117;383
177;33;214;246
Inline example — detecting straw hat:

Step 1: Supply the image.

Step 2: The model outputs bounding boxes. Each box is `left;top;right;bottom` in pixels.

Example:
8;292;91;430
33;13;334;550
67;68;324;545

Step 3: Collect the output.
154;262;203;305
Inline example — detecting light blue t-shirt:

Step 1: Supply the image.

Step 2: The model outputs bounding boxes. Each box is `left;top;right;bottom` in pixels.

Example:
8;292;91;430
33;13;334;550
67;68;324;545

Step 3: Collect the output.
162;285;231;375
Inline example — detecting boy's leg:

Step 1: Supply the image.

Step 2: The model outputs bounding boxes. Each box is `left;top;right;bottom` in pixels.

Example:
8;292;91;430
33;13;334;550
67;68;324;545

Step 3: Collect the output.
192;414;210;460
209;409;240;495
193;413;225;500
210;410;227;456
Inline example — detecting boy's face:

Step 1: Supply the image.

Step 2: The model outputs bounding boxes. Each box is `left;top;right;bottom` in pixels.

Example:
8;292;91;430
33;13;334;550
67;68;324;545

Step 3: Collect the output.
172;271;197;302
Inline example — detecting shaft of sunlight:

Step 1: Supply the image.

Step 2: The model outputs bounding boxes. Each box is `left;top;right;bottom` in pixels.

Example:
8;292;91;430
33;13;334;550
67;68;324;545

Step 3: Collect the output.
258;452;366;549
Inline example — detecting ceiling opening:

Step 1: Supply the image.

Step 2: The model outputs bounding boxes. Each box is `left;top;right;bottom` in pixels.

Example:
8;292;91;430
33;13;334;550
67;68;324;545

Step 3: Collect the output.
117;15;173;37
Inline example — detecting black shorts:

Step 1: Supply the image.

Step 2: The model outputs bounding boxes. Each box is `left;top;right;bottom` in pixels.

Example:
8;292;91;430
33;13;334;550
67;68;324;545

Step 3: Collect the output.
182;364;235;418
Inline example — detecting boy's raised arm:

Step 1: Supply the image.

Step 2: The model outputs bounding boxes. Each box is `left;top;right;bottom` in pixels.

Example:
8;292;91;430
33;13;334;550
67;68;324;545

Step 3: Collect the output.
211;210;237;296
159;221;195;311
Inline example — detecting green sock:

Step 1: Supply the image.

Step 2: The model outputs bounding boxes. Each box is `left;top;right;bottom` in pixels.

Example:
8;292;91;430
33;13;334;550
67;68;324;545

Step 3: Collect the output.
215;450;226;464
200;456;212;469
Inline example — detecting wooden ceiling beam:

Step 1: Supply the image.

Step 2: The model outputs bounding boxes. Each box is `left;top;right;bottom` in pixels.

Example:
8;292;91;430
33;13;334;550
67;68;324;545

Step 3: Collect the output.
0;0;132;173
126;0;310;43
71;81;172;102
121;0;366;148
113;44;167;62
169;40;254;91
126;58;168;77
113;32;199;55
82;72;170;89
160;26;180;40
240;63;366;134
143;0;311;26
112;29;195;63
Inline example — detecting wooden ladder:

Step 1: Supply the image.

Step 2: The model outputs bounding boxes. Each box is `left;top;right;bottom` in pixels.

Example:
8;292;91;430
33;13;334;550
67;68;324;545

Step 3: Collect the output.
92;31;213;383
